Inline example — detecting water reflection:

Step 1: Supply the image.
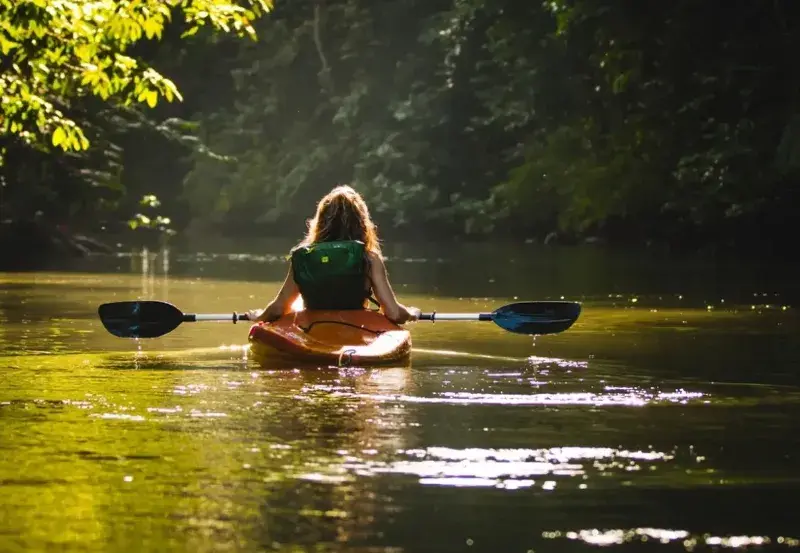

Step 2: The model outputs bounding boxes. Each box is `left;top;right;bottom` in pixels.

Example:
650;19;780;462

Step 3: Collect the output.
327;387;705;406
543;528;800;549
339;445;677;489
2;249;800;552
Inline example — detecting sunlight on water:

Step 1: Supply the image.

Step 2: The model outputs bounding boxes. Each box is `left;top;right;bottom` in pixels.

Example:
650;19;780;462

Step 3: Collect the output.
328;387;705;406
292;444;693;490
543;528;800;549
89;413;146;421
527;355;589;369
2;261;800;553
413;347;526;363
378;446;673;488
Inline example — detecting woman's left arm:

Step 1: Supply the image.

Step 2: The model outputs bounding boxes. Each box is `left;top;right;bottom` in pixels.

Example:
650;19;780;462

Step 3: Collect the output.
248;264;300;322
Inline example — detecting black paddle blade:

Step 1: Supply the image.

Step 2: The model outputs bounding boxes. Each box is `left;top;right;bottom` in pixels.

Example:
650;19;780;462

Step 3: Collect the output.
492;301;581;335
98;301;184;339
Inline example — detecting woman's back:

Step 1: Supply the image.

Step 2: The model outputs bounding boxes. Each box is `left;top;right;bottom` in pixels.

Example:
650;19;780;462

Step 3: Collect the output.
291;239;371;310
248;185;419;324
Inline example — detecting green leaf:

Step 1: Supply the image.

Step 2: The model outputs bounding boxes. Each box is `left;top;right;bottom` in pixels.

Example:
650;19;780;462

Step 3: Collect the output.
142;18;162;40
145;90;158;108
0;35;17;55
181;26;200;38
52;126;66;147
76;131;90;150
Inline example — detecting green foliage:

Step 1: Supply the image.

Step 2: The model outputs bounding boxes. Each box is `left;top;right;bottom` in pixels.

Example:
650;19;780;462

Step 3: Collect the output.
180;0;507;235
0;0;272;157
0;0;271;231
487;0;800;243
4;0;800;251
128;194;175;235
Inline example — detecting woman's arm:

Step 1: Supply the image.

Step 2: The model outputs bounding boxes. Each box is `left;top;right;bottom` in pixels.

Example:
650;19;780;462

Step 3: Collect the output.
367;252;420;324
248;264;300;323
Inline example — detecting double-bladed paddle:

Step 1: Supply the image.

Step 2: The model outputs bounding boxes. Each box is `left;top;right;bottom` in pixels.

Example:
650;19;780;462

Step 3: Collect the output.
97;300;581;339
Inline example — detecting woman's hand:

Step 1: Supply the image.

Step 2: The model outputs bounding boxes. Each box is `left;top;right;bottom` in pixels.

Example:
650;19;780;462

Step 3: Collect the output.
406;306;421;321
246;309;266;322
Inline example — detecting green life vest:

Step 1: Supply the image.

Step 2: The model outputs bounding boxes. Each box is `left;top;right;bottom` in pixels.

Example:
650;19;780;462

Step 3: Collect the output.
291;240;370;310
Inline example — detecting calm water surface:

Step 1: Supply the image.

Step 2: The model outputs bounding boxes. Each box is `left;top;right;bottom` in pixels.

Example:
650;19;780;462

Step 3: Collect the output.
1;244;799;552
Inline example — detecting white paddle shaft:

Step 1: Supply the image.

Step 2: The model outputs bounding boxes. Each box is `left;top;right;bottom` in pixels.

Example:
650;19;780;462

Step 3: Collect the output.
192;313;250;321
426;313;484;321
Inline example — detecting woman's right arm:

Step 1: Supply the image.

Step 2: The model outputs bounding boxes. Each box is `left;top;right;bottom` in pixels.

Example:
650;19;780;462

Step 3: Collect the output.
247;264;300;323
367;252;420;324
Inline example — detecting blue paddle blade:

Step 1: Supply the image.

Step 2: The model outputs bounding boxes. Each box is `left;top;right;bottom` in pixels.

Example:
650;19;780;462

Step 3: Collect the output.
491;301;581;335
98;301;184;338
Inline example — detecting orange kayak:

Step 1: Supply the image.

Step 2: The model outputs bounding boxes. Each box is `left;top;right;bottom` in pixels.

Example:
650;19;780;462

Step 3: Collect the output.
248;310;412;367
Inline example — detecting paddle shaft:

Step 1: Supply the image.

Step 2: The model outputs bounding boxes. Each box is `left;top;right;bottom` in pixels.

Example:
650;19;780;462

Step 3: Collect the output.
186;312;492;323
419;313;492;321
187;311;577;324
419;313;576;324
188;313;252;322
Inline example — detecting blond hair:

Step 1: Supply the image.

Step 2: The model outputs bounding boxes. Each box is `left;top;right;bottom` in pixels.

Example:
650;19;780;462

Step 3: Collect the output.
297;185;382;257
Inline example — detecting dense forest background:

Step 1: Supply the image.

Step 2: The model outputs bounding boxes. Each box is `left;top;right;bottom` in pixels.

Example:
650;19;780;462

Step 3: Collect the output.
2;0;800;260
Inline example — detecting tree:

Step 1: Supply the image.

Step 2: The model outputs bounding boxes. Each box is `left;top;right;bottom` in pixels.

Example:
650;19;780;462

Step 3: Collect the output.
0;0;272;158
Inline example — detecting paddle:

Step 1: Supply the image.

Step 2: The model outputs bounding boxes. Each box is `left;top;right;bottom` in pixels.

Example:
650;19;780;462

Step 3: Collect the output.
97;300;581;339
419;301;581;335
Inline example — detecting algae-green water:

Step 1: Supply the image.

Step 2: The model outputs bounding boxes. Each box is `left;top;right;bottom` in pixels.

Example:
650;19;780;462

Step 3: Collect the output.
1;243;799;552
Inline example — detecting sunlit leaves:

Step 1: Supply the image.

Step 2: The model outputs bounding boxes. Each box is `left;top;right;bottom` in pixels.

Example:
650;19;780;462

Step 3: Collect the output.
128;195;175;235
0;0;272;157
49;123;88;151
139;195;161;209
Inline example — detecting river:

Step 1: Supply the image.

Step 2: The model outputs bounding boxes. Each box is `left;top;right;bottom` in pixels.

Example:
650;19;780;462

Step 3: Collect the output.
1;240;799;552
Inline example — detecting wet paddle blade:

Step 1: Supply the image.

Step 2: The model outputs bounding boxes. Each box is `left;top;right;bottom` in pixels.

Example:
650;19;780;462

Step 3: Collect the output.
98;301;185;338
491;301;581;335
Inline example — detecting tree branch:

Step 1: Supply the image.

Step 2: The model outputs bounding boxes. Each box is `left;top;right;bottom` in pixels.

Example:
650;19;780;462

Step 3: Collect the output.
312;1;334;93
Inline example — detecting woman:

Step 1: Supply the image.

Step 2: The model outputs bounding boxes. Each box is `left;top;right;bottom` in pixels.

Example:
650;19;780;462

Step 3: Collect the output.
248;185;420;324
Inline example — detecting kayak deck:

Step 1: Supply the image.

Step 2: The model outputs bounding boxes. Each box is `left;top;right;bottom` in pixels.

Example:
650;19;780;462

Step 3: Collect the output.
248;310;411;367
